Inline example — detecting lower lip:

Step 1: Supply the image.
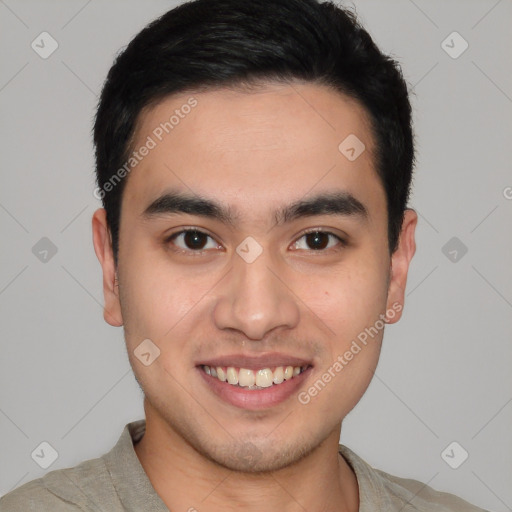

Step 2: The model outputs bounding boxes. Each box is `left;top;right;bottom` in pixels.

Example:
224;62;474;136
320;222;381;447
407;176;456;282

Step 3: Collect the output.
197;366;312;410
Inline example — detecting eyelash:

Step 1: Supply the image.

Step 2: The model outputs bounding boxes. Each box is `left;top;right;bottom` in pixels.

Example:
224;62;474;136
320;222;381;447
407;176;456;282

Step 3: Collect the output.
164;227;347;255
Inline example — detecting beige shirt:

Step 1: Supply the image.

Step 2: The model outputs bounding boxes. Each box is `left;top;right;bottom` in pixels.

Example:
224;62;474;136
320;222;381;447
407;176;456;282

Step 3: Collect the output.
0;419;488;511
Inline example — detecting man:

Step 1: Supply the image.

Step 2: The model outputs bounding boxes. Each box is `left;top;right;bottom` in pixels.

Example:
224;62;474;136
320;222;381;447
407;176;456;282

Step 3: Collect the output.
0;0;489;510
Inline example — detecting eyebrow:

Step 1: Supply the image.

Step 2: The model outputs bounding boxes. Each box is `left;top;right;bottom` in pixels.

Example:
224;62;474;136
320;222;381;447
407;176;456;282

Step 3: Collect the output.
141;189;368;226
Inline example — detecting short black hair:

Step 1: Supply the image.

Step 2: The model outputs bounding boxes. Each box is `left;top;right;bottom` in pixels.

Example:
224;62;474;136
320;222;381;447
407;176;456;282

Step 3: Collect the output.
93;0;415;265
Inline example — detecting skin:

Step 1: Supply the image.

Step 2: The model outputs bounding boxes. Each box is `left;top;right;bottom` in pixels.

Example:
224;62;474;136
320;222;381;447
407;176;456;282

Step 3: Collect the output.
92;81;417;512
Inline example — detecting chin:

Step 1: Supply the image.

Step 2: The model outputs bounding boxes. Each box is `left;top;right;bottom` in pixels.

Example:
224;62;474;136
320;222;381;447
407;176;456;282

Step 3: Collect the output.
195;435;319;474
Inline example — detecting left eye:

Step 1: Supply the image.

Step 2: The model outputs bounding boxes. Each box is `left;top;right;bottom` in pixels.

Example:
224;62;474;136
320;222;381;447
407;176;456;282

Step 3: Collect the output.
292;231;344;251
169;230;219;251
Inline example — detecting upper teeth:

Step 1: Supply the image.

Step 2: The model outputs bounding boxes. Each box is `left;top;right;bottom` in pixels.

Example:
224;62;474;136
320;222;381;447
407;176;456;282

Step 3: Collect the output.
203;365;305;388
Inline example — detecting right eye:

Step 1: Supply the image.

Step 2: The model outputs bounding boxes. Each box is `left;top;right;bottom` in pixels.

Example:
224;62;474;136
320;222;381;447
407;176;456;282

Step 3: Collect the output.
166;229;221;253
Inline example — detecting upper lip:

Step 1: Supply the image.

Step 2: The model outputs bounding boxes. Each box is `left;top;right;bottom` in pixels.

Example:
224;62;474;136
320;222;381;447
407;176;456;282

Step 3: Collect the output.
197;353;313;370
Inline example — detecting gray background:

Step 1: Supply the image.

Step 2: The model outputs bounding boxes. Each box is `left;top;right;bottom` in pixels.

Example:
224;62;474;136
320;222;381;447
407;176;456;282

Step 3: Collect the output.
1;0;511;510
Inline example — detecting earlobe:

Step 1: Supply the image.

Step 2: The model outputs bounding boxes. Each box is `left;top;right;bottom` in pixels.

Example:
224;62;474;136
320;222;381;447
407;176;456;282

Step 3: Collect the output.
92;208;124;327
385;208;418;324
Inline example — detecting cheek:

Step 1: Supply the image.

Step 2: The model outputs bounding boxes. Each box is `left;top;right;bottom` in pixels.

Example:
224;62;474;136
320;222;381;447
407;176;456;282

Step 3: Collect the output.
119;261;203;390
118;250;194;340
119;245;230;359
296;260;389;336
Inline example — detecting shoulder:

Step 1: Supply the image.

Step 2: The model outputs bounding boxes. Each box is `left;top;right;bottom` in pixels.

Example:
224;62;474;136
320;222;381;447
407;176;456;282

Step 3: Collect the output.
339;445;489;512
0;455;119;511
375;468;490;511
0;476;81;512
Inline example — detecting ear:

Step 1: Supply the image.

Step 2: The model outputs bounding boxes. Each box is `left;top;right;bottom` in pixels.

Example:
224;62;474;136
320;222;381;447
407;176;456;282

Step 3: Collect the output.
385;208;417;324
92;208;123;327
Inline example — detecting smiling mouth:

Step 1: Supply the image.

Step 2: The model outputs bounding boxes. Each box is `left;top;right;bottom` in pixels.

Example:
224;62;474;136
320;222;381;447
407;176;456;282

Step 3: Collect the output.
201;364;310;389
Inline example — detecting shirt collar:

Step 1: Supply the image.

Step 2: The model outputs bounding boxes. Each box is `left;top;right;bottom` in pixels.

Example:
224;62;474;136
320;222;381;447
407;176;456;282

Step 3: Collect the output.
102;419;169;511
339;444;394;512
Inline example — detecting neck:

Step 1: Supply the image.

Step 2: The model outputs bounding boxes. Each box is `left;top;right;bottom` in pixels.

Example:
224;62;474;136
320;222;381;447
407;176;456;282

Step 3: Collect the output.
134;409;359;512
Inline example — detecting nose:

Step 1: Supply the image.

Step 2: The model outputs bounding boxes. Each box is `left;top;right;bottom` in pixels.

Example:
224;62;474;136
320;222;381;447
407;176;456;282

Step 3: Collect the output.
213;247;300;340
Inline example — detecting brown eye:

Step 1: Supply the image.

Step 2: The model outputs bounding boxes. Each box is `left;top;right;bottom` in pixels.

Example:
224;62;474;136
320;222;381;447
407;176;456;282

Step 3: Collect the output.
169;229;218;251
305;232;330;250
183;230;208;249
292;231;345;251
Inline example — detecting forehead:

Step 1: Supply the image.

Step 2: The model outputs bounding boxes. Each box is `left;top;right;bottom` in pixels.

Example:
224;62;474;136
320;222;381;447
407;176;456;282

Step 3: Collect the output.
123;82;383;220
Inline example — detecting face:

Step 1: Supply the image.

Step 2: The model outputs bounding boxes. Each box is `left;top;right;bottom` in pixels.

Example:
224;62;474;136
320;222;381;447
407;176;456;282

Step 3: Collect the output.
93;82;416;472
